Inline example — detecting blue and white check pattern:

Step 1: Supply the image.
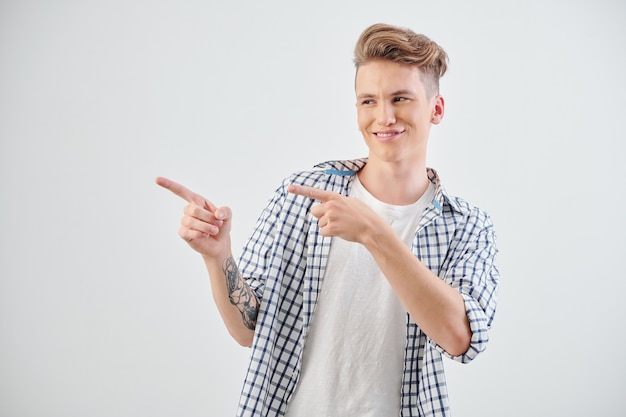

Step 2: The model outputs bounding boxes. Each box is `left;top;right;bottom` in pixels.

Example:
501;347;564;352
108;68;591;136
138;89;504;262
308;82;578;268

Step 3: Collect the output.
236;159;499;417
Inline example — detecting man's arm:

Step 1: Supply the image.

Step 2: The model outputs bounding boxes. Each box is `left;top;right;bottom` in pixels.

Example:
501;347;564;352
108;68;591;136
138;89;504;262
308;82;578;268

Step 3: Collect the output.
204;254;258;346
362;227;471;356
288;183;471;356
156;177;258;347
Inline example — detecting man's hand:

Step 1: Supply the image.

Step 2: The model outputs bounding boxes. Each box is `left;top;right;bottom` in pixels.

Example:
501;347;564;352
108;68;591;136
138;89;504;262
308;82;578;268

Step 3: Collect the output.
156;177;232;258
287;184;386;244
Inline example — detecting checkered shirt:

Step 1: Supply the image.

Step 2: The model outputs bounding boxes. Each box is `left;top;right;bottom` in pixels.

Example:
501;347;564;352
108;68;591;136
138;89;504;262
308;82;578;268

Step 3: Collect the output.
235;158;499;417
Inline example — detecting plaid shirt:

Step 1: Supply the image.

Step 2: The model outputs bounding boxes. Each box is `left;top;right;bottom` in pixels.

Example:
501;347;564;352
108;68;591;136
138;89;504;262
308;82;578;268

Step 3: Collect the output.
236;159;499;417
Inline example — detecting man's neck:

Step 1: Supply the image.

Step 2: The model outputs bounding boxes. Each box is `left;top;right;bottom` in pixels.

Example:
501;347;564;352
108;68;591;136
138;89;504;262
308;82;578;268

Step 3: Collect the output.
357;159;430;206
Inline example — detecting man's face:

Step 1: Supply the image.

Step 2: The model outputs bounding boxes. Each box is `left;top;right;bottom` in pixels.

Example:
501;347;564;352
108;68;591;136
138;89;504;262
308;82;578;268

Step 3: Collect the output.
355;60;443;165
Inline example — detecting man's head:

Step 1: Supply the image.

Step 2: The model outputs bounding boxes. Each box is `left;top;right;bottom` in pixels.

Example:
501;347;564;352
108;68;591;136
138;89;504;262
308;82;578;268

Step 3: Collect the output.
353;23;448;98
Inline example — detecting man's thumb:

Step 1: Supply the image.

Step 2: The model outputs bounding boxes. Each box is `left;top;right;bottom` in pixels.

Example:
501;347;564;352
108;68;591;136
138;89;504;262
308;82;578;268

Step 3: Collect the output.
214;206;232;222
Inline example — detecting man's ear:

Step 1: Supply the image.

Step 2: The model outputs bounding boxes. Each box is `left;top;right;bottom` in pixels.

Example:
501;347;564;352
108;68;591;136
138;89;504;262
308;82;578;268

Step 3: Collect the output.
431;95;445;124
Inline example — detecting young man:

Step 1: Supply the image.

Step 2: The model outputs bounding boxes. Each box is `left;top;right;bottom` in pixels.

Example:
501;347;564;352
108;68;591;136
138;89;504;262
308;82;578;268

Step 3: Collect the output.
157;23;499;417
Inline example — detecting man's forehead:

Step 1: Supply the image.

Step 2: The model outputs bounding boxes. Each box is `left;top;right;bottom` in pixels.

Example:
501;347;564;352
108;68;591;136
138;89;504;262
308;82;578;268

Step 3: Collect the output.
355;75;424;96
354;61;424;96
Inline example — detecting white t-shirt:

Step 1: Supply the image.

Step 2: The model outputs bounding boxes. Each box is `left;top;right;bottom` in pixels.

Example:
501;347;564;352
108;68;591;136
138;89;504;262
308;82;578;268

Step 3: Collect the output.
285;176;434;417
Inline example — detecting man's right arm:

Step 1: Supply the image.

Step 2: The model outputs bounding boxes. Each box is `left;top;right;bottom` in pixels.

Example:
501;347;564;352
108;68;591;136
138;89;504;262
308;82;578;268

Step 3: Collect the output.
204;254;258;347
155;176;258;347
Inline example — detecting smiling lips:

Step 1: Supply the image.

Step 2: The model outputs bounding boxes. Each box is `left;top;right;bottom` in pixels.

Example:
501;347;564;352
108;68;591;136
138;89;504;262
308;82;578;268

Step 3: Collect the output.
374;130;404;142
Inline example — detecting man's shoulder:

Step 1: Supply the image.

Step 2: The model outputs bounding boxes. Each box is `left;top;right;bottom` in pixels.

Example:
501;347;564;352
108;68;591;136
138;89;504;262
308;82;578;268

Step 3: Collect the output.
440;190;495;230
429;169;494;227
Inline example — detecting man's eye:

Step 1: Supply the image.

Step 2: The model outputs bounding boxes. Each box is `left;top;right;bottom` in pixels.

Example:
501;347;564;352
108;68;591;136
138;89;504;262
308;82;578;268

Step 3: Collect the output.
361;99;374;105
393;97;407;102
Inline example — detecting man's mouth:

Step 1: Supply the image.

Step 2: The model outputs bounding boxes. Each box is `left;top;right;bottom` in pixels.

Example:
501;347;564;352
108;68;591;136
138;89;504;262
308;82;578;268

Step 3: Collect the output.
374;130;404;141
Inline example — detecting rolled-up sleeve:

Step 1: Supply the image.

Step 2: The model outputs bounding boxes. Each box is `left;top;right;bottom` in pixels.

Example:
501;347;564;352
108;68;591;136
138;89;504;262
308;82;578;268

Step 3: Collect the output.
433;210;500;363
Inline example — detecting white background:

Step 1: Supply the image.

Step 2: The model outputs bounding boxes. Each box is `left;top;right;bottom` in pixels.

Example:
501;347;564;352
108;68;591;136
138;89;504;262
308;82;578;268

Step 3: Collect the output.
1;0;625;416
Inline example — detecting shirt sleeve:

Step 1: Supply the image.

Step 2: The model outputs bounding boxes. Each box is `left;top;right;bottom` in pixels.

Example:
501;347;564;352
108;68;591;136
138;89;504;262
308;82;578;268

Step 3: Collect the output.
237;180;289;302
432;208;500;363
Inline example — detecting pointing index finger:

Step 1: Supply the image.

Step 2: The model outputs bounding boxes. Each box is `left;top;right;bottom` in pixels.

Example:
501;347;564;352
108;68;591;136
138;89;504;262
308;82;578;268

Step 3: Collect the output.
287;184;338;202
155;176;215;209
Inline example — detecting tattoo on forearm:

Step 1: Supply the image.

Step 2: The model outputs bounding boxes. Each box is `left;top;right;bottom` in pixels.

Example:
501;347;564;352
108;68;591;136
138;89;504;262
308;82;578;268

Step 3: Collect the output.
223;257;259;330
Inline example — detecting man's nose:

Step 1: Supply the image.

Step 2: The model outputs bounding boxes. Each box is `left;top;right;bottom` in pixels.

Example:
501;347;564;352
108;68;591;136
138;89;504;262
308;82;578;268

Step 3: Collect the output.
376;102;396;126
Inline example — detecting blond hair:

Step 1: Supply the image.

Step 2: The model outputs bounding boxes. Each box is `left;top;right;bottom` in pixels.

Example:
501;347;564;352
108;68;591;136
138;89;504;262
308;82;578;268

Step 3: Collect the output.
354;23;448;97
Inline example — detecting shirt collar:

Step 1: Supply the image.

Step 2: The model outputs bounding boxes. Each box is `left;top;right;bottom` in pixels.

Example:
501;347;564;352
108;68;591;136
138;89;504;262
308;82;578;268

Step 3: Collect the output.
315;158;463;214
314;158;368;176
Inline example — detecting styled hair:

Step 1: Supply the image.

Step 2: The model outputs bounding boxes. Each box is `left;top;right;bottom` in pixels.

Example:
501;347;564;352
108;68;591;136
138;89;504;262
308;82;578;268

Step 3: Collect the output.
353;23;448;97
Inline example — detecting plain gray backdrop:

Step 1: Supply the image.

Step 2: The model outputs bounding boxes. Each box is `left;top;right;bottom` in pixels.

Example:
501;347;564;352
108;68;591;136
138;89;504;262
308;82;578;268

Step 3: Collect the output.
1;0;625;416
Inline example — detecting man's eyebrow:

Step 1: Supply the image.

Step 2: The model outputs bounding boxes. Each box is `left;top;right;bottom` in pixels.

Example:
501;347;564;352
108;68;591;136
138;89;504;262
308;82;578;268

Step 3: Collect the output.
356;90;417;100
391;89;417;96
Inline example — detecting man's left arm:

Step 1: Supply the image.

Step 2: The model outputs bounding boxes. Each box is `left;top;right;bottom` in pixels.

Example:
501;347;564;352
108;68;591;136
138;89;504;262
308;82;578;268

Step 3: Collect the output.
288;184;499;357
